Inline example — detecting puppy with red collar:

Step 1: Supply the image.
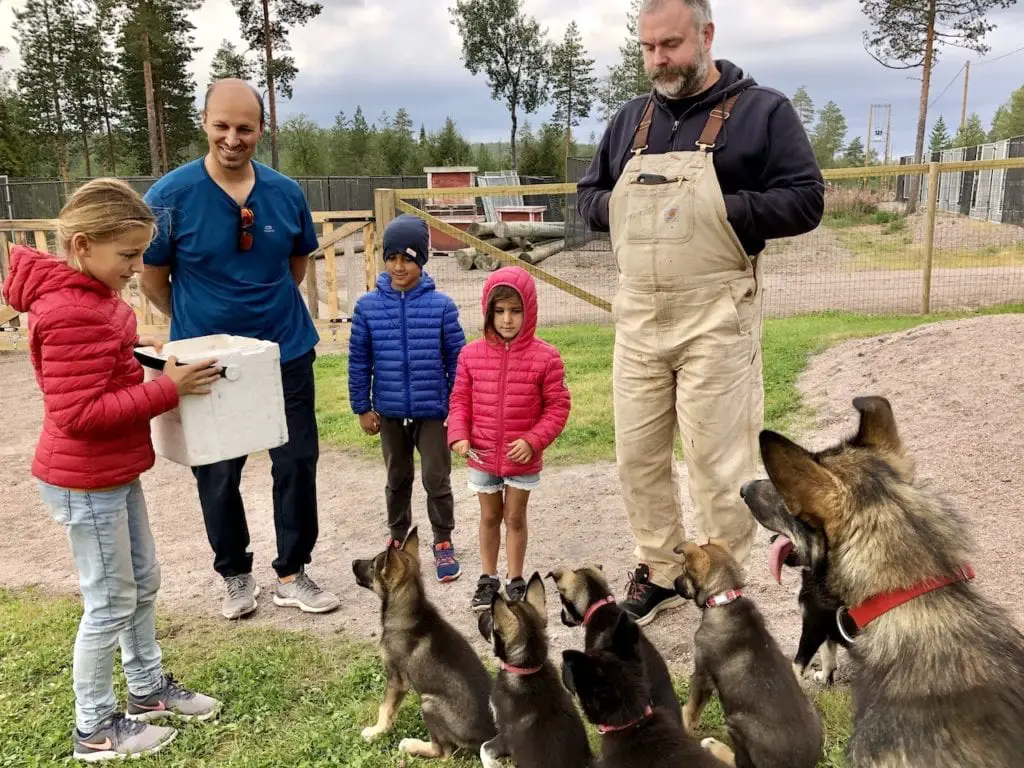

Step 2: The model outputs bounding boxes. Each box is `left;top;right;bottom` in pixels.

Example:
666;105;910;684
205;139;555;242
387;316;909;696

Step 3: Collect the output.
674;540;822;767
547;564;682;724
478;572;592;768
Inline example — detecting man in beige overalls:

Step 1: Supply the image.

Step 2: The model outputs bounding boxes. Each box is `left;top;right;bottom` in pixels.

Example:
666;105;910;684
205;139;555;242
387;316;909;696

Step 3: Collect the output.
577;0;824;626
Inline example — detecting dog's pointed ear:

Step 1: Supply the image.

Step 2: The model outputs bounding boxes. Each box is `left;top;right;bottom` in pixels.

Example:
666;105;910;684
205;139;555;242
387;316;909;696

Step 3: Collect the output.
546;568;564;586
525;572;546;621
561;650;588;695
673;541;710;587
708;537;731;552
852;396;903;454
400;527;420;561
380;546;396;580
610;611;640;657
477;610;494;643
759;430;841;527
493;591;515;631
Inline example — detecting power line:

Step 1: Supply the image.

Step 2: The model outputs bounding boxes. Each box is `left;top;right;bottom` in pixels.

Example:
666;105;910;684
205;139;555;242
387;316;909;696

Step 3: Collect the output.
973;45;1024;67
929;63;965;108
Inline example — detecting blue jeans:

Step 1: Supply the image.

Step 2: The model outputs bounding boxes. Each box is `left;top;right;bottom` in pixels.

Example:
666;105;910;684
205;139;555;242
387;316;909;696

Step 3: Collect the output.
38;480;164;734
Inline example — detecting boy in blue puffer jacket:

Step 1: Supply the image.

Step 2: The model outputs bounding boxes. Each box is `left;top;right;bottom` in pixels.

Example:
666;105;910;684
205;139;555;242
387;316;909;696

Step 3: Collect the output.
348;213;467;582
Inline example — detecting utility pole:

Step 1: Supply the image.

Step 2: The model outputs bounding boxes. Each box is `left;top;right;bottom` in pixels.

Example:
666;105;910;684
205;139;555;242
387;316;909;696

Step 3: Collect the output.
960;60;970;132
866;104;893;166
866;105;874;166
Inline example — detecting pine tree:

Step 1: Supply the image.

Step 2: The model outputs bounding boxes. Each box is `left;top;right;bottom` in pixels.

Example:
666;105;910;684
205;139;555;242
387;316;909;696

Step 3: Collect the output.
811;101;848;168
348;107;373;173
601;0;647;118
989;85;1024;142
928;115;951;153
232;0;323;170
791;86;815;132
953;113;988;148
450;0;550;169
428;118;473;167
550;20;596;173
378;108;416;175
210;40;255;83
842;136;866;167
13;0;77;179
279;113;325;175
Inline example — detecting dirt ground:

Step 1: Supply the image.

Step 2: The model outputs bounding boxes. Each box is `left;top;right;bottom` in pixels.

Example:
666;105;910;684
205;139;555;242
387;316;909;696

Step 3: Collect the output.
1;313;1022;681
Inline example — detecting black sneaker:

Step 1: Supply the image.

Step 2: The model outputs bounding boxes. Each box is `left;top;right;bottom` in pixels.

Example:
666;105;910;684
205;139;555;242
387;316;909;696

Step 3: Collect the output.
621;564;685;627
471;575;501;613
505;577;527;602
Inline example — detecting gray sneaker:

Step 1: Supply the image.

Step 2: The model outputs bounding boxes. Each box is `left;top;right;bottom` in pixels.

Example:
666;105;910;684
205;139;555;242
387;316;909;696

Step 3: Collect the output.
222;574;260;620
127;674;223;723
272;569;340;614
73;713;176;762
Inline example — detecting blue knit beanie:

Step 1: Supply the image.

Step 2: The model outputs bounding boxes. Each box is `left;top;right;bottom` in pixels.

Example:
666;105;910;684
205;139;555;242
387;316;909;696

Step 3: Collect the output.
382;214;429;268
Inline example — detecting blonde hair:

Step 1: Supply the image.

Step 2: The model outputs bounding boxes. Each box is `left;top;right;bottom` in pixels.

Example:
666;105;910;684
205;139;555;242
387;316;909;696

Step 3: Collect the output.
57;178;157;257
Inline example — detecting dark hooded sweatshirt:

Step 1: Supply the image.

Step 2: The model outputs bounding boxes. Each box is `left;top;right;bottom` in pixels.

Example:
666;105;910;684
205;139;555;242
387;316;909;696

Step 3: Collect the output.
576;59;824;257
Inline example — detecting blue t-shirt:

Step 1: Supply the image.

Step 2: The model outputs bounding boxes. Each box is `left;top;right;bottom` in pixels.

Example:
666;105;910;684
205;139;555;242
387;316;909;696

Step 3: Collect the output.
143;158;320;363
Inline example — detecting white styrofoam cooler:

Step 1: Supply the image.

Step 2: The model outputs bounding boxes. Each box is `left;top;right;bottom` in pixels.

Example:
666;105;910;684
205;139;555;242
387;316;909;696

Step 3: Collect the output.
136;334;289;467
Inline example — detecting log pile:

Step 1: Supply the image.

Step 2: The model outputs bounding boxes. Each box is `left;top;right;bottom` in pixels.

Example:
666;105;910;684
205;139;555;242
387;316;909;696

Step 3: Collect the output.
453;221;567;271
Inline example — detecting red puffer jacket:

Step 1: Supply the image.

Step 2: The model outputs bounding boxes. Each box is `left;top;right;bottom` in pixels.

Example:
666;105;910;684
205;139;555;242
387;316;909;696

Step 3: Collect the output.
447;266;571;477
2;246;179;490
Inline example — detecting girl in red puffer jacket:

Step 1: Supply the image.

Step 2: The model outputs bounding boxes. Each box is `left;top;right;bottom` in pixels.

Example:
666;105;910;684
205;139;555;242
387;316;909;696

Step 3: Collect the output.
448;266;571;612
2;179;224;761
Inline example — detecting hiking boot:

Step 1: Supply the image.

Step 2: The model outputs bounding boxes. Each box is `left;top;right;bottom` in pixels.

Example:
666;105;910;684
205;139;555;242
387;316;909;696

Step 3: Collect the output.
471;575;501;613
72;713;176;762
273;569;341;614
505;576;527;602
127;673;222;723
433;540;462;583
622;564;684;627
222;574;260;620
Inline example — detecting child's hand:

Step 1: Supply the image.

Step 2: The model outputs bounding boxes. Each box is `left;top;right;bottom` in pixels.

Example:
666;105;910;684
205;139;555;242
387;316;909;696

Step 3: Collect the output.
359;411;381;435
137;335;165;352
164;356;222;396
451;440;470;457
507;439;534;463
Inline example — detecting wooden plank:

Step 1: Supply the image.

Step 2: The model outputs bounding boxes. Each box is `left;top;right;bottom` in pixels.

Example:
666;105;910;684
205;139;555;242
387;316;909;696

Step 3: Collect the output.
822;156;1024;180
304;251;320;320
310;220;364;258
921;162;941;315
345;238;363;315
0;219;59;230
396;182;578;200
0;233;9;282
373;189;395;273
311;210;374;223
362;222;376;291
322;222;338;318
34;230;49;251
394;199;611;313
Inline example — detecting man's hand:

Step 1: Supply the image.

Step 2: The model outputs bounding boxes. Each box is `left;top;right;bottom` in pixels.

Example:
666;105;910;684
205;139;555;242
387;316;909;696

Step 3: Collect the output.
507;439;534;464
137;335;165;352
451;440;470;458
359;411;381;436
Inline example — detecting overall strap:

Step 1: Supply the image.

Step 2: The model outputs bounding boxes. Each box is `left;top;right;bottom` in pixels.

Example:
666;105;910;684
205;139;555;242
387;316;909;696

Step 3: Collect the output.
696;93;741;152
631;96;657;155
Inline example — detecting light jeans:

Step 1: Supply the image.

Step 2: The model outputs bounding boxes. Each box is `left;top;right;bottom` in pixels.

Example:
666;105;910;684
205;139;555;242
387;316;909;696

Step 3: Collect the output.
38;480;164;734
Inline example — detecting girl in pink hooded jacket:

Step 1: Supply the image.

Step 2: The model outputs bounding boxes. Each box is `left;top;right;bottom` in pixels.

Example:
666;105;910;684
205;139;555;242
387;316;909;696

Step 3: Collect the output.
448;266;571;611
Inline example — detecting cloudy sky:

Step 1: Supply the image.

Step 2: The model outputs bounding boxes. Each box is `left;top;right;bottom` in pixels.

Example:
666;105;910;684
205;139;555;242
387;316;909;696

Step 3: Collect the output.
1;0;1023;157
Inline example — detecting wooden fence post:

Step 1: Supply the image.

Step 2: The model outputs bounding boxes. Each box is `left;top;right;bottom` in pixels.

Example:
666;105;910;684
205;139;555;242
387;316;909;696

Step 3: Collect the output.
362;222;376;291
373;188;396;274
921;161;941;314
322;221;338;319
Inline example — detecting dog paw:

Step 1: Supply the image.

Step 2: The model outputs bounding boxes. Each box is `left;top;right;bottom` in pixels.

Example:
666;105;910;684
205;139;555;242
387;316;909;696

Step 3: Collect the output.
813;669;836;686
361;725;383;742
701;737;735;762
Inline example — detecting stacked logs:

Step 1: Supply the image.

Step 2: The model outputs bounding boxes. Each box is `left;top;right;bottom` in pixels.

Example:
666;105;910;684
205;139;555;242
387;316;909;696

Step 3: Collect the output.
453;221;567;271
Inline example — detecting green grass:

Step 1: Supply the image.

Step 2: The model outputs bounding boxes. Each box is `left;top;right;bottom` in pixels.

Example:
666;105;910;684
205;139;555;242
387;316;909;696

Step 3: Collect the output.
824;208;904;229
833;225;1024;271
0;588;852;766
316;306;1024;465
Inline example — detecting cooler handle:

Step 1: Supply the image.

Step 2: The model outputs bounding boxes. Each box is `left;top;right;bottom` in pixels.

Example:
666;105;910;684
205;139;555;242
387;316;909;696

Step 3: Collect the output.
133;349;230;379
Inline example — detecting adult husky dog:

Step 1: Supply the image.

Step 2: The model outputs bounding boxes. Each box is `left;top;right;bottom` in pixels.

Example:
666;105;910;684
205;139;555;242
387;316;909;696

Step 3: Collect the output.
352;528;496;758
742;396;1024;767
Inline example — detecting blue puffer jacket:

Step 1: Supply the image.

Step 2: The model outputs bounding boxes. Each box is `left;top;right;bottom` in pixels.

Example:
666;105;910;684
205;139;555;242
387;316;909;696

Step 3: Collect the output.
348;271;466;420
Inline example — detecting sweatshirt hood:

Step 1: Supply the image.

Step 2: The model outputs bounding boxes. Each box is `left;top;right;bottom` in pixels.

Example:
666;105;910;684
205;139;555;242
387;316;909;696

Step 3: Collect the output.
481;266;538;346
2;245;111;312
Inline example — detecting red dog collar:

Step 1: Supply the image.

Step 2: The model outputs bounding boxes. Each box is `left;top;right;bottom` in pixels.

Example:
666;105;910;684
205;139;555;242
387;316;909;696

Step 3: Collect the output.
597;705;653;734
499;660;542;676
583;596;616;626
705;589;743;607
839;565;976;642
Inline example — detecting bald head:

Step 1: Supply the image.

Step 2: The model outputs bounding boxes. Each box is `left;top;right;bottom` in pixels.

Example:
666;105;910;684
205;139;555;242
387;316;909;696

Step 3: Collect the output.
204;79;265;127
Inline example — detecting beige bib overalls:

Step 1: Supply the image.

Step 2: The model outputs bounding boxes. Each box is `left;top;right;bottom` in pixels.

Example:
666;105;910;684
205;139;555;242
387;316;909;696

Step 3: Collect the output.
609;94;764;588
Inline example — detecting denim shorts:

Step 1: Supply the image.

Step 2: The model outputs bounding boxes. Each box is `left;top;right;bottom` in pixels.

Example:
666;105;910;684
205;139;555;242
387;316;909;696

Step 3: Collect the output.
467;467;541;494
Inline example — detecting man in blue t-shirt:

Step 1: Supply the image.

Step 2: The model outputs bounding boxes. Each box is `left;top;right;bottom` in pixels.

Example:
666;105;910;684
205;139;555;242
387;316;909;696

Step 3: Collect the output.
141;78;339;620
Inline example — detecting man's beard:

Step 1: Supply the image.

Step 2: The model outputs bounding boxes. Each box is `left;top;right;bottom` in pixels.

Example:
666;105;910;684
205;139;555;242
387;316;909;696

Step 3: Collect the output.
649;50;711;99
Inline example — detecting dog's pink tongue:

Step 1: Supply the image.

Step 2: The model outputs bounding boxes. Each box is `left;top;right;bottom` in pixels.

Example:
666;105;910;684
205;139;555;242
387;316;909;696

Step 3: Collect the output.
768;535;794;585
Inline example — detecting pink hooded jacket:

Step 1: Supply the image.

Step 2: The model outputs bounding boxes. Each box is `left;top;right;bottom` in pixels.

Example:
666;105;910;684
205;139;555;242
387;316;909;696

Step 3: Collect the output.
447;266;571;477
